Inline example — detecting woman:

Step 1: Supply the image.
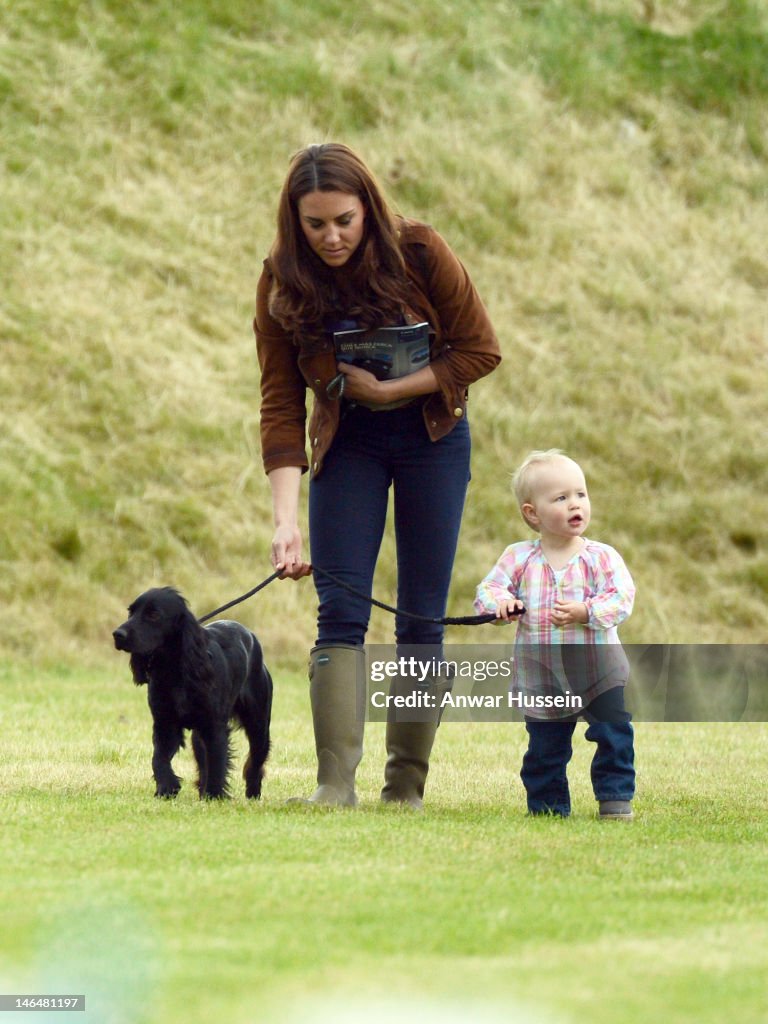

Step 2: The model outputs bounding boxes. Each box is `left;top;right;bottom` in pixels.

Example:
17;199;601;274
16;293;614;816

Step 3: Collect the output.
254;143;501;808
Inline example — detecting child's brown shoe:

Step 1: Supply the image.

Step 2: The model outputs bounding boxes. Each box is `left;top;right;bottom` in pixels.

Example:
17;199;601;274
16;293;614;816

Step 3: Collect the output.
599;800;634;820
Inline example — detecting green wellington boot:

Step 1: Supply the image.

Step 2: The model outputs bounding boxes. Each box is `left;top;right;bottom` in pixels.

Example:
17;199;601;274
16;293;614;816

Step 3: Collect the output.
380;671;452;811
295;644;366;807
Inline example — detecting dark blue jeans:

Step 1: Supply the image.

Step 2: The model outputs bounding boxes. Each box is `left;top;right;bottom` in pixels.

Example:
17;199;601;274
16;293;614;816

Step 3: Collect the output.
309;400;471;648
521;686;635;816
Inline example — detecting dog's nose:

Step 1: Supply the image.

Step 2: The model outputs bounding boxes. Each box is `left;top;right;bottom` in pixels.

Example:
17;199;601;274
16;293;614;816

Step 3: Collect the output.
113;628;129;650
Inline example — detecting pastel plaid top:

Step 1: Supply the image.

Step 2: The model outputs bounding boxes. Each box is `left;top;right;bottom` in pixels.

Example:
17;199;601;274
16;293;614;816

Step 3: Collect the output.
474;538;635;714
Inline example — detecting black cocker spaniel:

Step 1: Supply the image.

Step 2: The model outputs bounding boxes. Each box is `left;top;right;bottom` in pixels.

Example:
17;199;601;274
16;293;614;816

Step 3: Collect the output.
113;587;272;800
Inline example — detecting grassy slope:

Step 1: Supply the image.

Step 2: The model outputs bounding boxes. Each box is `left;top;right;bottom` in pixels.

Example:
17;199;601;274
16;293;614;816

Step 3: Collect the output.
1;0;767;667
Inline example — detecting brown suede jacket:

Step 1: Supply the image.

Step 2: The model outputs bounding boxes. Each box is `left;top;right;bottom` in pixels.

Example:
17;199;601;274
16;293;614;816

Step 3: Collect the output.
254;219;502;478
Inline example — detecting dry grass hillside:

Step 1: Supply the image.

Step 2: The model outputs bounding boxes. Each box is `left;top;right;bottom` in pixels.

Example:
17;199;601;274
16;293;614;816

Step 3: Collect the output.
1;0;767;668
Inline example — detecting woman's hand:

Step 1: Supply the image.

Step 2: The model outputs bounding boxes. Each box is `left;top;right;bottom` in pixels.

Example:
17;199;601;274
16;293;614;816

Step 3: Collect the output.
267;467;311;580
337;360;441;406
336;362;384;404
271;524;312;579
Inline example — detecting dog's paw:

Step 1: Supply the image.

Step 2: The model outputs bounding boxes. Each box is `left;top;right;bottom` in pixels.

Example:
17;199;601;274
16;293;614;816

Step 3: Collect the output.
154;783;181;798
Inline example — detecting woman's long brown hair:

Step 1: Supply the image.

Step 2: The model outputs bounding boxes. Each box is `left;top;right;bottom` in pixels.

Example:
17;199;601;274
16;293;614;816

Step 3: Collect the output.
268;143;408;338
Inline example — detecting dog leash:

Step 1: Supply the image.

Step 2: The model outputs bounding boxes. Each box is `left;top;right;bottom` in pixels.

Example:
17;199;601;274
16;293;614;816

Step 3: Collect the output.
198;570;283;624
312;566;502;626
198;566;518;626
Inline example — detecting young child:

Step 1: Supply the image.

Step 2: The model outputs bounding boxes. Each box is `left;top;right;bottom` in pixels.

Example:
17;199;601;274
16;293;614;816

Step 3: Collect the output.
474;449;636;820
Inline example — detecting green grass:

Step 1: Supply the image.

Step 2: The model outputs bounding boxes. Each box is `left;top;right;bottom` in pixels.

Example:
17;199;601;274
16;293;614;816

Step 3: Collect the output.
1;664;767;1024
519;0;768;117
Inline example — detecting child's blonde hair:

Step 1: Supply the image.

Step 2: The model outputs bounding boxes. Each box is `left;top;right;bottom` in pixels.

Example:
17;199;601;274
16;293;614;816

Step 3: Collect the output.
512;448;567;502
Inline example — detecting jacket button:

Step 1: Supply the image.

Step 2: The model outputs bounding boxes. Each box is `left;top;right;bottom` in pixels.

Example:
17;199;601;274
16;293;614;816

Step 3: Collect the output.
313;462;318;472
453;407;463;418
314;379;321;386
430;421;437;428
312;437;318;446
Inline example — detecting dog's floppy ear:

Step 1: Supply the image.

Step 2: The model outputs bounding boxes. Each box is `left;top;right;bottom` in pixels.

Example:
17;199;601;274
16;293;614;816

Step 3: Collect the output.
130;653;150;685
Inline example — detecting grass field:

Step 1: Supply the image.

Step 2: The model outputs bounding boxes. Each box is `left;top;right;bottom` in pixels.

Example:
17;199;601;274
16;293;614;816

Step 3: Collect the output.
2;1;767;1021
1;663;767;1024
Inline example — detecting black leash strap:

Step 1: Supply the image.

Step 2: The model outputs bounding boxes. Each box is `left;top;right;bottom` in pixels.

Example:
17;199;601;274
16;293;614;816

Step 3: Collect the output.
311;566;501;626
198;570;283;624
198;566;520;626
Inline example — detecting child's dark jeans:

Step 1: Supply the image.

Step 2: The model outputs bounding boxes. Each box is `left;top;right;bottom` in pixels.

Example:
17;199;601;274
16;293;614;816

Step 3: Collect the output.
521;685;635;817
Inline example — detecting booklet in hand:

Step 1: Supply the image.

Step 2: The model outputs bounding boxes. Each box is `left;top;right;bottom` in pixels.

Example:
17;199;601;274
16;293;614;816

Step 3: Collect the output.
332;322;431;381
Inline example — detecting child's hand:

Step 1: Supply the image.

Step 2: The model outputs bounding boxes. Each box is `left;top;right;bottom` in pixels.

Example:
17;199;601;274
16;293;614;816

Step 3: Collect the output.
552;600;588;626
494;599;525;623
